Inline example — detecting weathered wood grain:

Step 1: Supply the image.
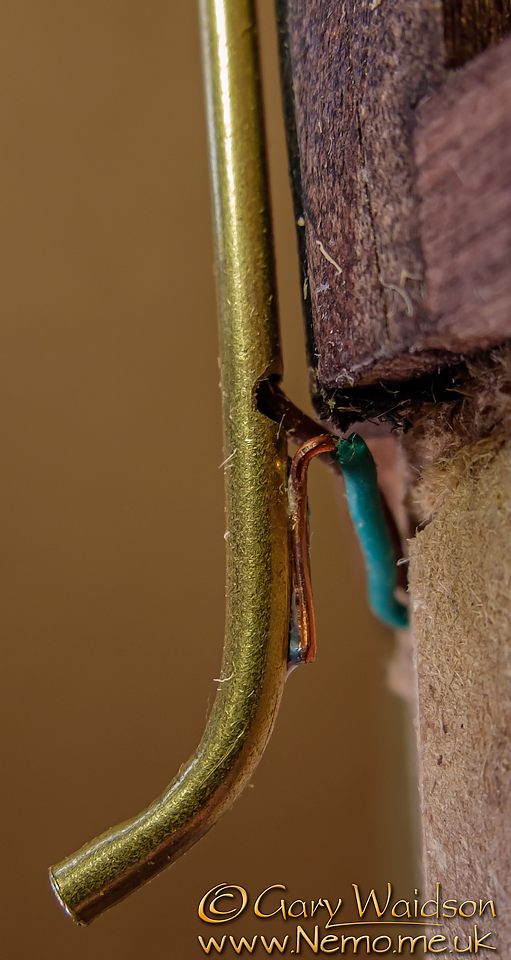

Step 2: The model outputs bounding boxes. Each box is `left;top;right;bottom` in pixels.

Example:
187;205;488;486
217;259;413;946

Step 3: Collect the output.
279;1;511;401
444;0;511;67
415;33;511;354
279;0;448;391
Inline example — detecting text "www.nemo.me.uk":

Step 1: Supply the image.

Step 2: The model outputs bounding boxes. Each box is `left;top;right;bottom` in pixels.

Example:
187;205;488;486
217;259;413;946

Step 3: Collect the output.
198;925;496;954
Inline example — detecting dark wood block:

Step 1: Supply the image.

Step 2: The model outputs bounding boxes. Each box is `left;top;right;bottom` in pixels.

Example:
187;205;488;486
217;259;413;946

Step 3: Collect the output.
279;1;511;400
280;0;447;390
443;0;511;67
415;32;511;354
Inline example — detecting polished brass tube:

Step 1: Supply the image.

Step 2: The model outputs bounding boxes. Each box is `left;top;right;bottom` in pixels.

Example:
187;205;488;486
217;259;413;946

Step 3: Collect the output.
49;0;290;923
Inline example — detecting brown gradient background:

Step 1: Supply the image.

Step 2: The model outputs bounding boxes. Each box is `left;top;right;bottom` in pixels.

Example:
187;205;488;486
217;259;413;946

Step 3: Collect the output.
1;2;419;956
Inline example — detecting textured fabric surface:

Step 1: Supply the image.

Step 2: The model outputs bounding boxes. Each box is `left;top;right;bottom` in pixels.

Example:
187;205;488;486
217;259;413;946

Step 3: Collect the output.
409;435;511;947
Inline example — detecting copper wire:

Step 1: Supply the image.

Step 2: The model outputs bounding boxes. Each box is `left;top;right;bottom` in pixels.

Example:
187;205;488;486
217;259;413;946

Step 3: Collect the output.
289;434;337;662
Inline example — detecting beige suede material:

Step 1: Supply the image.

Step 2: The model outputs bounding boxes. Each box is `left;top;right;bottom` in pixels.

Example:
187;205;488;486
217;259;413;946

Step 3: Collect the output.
409;435;511;946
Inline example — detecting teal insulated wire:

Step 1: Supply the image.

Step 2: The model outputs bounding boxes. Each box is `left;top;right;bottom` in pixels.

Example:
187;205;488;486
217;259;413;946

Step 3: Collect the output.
333;434;409;631
287;430;408;668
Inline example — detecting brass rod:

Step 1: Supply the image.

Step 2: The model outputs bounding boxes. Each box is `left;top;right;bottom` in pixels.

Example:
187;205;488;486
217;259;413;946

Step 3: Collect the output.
49;0;290;923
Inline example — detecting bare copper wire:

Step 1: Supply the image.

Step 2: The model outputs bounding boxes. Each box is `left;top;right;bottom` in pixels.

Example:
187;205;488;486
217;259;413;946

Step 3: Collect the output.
289;434;338;663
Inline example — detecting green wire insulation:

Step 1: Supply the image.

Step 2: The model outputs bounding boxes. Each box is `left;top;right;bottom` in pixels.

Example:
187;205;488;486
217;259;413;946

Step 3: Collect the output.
333;434;409;630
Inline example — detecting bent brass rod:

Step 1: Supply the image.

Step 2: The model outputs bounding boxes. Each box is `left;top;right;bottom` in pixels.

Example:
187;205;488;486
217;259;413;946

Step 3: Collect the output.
49;0;290;923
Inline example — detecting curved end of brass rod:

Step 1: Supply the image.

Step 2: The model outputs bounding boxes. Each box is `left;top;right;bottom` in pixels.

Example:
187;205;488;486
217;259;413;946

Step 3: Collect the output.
49;573;290;924
49;867;76;920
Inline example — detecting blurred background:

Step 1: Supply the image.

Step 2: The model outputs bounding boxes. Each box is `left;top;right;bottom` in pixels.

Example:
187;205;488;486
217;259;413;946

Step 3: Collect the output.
0;1;419;955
